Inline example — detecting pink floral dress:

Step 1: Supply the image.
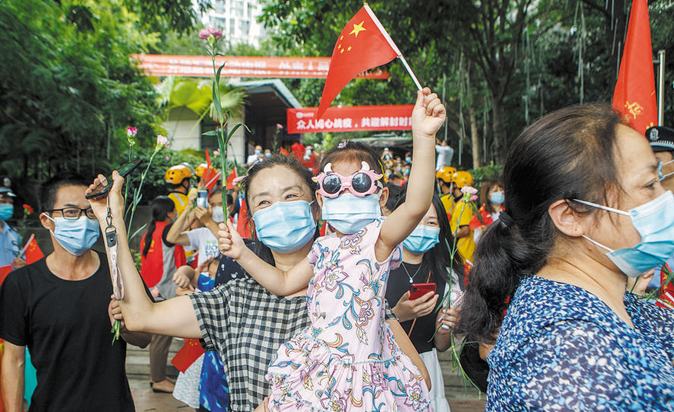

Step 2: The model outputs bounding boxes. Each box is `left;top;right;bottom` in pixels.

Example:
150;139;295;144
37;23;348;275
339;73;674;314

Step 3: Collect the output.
266;218;433;411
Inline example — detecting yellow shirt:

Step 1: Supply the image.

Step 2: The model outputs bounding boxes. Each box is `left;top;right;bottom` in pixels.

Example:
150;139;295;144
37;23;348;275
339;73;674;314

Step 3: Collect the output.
440;194;455;218
168;192;189;216
450;198;476;265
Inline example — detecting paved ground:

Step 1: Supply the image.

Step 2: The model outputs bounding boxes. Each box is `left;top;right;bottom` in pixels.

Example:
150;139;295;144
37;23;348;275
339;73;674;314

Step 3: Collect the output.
130;377;487;412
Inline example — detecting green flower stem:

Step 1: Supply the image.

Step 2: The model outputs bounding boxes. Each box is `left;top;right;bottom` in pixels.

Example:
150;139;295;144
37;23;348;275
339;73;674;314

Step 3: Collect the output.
208;36;231;221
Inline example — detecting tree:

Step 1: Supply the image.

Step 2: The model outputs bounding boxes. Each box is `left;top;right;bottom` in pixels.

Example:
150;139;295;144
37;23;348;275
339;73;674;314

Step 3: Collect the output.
0;0;162;183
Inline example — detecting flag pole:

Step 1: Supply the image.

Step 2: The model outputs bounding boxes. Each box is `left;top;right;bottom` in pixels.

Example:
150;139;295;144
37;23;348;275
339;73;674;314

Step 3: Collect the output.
398;56;422;91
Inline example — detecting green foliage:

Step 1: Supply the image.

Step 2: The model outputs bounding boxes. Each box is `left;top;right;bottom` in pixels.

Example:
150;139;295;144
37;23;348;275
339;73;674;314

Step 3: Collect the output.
122;0;212;35
260;0;674;168
468;164;504;190
0;0;162;188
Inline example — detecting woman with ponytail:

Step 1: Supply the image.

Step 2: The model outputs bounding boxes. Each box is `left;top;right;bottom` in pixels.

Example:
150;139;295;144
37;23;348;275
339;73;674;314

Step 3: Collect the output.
457;104;674;410
139;196;185;394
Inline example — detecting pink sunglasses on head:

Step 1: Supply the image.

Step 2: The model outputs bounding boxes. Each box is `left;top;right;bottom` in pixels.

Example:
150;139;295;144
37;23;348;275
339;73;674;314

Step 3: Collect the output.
314;162;383;199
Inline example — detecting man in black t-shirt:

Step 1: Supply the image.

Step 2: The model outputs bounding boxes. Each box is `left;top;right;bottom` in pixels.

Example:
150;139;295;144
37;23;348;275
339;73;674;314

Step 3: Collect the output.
0;173;151;412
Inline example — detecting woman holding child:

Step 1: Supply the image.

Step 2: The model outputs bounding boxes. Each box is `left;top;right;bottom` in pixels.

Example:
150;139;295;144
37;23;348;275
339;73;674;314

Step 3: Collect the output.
88;88;444;411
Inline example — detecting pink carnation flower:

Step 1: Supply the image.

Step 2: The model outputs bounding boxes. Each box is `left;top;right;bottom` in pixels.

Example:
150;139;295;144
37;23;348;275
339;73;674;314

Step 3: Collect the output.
470;195;478;201
156;134;170;149
126;127;137;137
461;186;478;195
199;27;223;40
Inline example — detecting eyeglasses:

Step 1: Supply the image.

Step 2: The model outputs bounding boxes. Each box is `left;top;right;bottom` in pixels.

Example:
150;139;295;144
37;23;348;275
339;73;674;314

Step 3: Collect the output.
48;207;97;220
314;170;383;199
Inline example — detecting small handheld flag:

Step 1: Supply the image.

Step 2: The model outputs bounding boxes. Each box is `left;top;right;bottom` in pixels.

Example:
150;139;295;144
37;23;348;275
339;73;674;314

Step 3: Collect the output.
317;4;421;119
612;0;657;135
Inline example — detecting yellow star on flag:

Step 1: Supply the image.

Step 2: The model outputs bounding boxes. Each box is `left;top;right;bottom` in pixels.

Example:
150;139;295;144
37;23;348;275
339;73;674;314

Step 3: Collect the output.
350;21;366;37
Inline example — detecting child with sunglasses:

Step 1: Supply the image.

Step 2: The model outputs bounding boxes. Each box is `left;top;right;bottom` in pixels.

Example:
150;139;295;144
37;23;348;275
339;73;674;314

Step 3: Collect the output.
219;88;445;411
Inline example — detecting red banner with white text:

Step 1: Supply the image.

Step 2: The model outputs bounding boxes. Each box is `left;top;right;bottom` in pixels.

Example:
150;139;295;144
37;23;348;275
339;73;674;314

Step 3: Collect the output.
287;105;414;134
132;55;389;79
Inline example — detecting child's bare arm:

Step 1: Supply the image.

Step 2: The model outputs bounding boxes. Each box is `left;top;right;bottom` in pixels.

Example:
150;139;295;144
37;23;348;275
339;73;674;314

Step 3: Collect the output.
218;221;313;295
377;88;446;261
386;319;431;390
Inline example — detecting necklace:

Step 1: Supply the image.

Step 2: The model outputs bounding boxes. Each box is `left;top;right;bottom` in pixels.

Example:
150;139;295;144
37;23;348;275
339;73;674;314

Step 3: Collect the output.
401;262;422;284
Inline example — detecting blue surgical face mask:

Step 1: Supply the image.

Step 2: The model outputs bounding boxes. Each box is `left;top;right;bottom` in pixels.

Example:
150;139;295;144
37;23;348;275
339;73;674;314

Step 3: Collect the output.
490;191;505;205
574;191;674;277
658;160;674;181
0;204;13;221
45;214;100;256
322;192;381;235
405;157;412;164
403;225;440;254
253;200;316;253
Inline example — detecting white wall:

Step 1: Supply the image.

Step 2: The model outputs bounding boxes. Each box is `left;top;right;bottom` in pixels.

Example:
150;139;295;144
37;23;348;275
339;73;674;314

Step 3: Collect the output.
165;107;201;150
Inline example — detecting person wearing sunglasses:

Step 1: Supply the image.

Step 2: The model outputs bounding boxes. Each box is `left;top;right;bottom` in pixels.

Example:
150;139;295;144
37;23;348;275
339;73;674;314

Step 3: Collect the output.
0;173;151;412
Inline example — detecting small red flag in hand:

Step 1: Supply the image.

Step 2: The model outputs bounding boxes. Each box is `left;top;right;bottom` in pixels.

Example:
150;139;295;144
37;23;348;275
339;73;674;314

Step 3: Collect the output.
225;168;238;191
612;0;657;135
171;339;205;373
317;4;402;119
24;236;44;265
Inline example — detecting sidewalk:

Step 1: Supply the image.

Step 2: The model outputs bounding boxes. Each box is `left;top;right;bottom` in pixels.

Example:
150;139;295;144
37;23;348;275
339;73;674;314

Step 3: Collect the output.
130;381;486;412
128;341;486;412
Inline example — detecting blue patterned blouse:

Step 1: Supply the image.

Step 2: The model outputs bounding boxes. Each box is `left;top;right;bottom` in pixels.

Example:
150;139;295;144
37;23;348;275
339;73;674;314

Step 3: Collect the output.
487;275;674;411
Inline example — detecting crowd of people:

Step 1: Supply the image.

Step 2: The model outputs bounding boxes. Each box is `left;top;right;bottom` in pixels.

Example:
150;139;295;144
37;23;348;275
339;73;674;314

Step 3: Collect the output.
1;85;674;412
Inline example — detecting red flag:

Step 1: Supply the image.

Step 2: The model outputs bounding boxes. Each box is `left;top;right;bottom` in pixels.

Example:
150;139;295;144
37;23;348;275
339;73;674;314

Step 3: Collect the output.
171;339;204;373
24;236;44;265
236;199;253;240
0;265;11;287
317;4;401;119
205;149;212;169
226;168;238;191
612;0;657;135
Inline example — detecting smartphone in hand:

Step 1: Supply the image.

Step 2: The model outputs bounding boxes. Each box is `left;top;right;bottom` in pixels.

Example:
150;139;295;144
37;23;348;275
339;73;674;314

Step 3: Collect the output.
196;190;208;208
85;159;143;200
409;283;436;300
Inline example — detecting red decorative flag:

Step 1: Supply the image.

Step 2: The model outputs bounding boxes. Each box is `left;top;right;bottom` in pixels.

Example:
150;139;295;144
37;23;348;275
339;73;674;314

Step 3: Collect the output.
612;0;657;135
225;167;238;191
236;199;253;240
171;339;205;373
0;265;11;287
317;4;402;119
23;235;44;265
201;149;221;191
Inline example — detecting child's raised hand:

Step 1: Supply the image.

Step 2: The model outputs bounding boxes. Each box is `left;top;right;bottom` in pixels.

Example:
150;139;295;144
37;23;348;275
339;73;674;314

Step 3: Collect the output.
218;221;246;260
412;87;446;139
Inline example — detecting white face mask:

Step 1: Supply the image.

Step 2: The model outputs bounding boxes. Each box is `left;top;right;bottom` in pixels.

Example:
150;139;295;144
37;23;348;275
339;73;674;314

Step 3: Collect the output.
211;207;225;223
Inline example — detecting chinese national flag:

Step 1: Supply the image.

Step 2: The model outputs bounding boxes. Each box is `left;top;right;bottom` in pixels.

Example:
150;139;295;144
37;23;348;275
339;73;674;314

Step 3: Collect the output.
317;4;402;119
171;339;205;373
612;0;657;135
225;167;238;191
236;199;253;239
24;235;44;265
